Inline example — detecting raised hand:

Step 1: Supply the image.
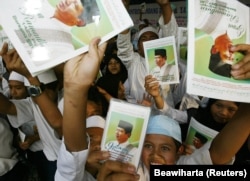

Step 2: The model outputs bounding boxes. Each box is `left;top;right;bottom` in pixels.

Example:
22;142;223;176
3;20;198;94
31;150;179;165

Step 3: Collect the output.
62;37;107;151
0;43;31;78
64;37;107;88
97;160;139;181
144;75;161;98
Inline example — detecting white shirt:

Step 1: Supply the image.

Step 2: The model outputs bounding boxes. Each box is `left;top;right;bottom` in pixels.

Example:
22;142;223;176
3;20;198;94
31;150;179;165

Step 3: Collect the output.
18;121;44;152
7;98;61;161
55;139;95;181
117;13;178;103
0;118;19;176
55;140;234;181
137;141;234;181
150;63;178;83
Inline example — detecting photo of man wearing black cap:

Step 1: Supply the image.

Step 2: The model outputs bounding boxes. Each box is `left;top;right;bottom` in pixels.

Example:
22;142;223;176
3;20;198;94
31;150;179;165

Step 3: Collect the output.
150;48;178;83
104;120;137;163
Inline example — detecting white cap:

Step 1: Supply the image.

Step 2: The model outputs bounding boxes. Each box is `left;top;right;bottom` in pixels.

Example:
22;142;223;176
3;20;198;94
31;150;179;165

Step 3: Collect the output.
146;115;182;143
138;26;159;40
9;71;25;82
86;115;105;129
24;69;57;86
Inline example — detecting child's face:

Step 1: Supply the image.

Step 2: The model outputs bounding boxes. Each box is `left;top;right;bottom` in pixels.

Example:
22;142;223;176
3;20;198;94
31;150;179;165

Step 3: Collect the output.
141;134;178;170
9;80;28;99
138;32;159;58
86;127;103;152
210;100;238;124
107;58;121;75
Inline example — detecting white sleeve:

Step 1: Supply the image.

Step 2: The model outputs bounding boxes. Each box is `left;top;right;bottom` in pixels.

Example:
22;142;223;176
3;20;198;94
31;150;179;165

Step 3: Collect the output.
7;98;34;128
157;101;188;124
55;139;95;181
158;12;178;41
177;141;235;165
117;31;135;68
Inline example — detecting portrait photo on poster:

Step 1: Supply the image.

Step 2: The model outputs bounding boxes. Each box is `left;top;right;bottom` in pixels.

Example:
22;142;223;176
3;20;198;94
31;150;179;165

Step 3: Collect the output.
144;36;180;85
101;98;151;168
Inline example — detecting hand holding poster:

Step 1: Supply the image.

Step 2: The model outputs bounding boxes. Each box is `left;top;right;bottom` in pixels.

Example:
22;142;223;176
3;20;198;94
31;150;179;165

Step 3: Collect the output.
143;36;179;85
0;0;134;76
185;117;218;154
101;98;151;168
187;0;250;103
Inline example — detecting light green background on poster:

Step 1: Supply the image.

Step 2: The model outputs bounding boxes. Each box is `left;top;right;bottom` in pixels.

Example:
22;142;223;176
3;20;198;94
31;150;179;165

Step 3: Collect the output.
147;45;176;71
105;112;144;147
194;29;249;83
48;0;113;48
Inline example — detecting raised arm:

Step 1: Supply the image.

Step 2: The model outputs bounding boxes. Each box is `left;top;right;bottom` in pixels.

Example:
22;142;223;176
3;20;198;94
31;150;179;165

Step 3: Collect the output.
0;44;17;115
0;42;63;136
156;0;173;24
0;92;16;115
24;75;63;136
144;75;188;124
63;37;107;151
144;75;164;109
209;103;250;164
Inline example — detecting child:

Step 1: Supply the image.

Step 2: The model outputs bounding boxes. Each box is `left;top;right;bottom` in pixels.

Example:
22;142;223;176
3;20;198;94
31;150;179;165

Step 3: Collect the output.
55;37;139;181
137;111;250;180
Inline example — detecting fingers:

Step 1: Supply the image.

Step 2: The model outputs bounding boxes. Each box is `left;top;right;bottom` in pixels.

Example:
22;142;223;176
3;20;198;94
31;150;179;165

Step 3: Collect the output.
184;144;194;155
0;42;9;56
145;80;159;92
100;172;140;181
231;68;250;79
231;51;250;68
97;160;139;181
229;44;250;79
100;160;137;173
230;44;250;79
87;151;110;163
144;75;158;88
230;44;250;53
98;41;108;60
87;151;110;171
88;37;101;54
88;37;107;64
3;50;19;70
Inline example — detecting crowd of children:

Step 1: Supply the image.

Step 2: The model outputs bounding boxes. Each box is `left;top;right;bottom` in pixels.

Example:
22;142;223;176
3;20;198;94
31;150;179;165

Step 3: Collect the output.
0;0;250;181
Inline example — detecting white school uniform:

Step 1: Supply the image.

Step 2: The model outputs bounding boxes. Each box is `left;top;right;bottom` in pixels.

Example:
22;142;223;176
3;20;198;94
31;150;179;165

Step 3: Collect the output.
0;118;19;176
7;97;61;161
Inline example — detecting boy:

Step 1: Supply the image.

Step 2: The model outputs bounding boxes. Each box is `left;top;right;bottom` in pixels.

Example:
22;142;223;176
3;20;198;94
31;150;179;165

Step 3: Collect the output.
138;112;250;180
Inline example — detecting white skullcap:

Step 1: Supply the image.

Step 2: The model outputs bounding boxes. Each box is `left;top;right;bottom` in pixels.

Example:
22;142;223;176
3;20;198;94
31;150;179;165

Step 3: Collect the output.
9;71;25;82
138;26;159;40
86;115;105;129
24;69;57;86
146;115;182;143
